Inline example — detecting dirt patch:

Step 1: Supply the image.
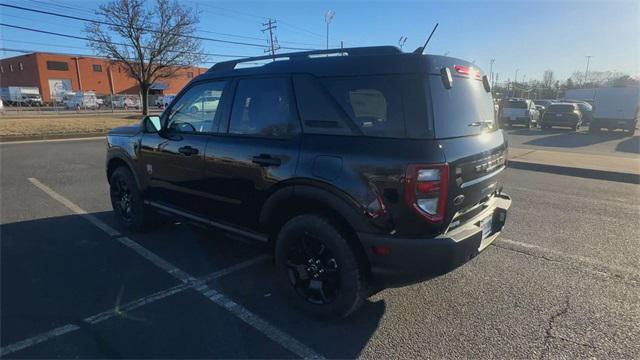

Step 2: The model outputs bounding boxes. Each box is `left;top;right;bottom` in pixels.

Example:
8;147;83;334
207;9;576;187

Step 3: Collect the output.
0;115;140;137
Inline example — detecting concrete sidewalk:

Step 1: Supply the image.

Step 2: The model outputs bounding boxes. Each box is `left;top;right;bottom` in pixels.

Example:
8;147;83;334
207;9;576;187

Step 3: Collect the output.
508;147;640;184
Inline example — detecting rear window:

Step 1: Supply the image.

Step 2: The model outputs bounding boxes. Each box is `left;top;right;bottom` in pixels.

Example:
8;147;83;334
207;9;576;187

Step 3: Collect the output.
322;76;405;137
428;75;495;138
503;100;528;109
548;104;575;112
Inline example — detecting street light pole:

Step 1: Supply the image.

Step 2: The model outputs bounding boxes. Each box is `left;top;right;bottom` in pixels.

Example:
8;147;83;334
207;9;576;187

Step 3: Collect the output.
489;58;495;85
325;10;335;50
584;55;593;85
513;68;519;97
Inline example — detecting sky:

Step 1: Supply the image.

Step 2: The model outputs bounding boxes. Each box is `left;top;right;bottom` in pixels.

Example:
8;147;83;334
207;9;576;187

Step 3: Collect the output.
1;0;638;82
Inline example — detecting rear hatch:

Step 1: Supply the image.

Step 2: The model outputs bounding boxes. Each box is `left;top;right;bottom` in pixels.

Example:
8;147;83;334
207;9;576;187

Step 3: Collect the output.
544;104;578;122
425;57;507;226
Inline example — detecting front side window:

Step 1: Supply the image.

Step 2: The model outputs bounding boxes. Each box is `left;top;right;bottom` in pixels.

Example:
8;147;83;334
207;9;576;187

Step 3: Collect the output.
228;78;298;138
166;81;227;133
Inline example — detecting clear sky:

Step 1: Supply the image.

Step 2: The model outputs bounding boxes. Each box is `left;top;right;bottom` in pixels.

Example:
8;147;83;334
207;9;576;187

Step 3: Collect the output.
1;0;638;82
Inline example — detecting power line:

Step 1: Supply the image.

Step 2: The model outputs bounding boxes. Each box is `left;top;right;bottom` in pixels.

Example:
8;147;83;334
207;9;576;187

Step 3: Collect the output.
0;3;316;50
0;24;256;58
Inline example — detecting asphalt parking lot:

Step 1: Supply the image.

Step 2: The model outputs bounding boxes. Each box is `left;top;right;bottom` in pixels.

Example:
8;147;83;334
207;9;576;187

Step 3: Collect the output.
1;129;639;358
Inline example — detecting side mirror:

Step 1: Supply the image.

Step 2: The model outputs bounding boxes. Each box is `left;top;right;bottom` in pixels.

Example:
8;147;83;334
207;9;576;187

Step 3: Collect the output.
536;105;544;111
142;115;162;133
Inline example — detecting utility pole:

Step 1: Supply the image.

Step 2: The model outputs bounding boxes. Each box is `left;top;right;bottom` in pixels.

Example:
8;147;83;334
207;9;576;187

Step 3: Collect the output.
489;58;495;85
494;73;499;91
513;69;519;97
325;10;335;50
261;19;279;59
584;55;593;86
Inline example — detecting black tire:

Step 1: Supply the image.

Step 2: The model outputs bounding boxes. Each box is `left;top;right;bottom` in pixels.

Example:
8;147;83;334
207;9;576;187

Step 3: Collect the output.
589;125;599;134
275;214;368;319
109;167;153;231
525;120;531;129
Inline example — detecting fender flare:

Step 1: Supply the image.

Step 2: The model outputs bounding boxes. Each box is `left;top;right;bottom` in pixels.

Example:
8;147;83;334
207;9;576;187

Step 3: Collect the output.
106;150;143;190
259;183;372;234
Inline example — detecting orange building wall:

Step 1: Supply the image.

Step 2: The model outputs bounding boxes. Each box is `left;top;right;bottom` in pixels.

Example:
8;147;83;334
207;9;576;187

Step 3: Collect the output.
0;52;207;103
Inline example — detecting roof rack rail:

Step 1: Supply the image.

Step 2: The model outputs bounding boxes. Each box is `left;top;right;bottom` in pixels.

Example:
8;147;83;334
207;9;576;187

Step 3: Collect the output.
207;46;402;73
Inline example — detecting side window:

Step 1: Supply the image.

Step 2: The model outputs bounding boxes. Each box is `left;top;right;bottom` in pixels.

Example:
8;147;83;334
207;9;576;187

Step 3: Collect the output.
293;74;356;135
229;78;299;138
166;81;227;133
322;76;405;137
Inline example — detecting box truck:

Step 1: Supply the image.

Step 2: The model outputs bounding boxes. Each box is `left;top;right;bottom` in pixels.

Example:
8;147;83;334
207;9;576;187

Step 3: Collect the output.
590;87;639;135
0;87;43;106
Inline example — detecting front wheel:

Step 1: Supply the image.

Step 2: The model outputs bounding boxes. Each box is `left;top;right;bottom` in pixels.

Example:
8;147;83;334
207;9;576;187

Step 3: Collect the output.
275;214;369;318
109;167;153;231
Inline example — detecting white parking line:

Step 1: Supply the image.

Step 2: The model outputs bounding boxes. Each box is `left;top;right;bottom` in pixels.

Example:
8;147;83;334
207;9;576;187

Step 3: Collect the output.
1;257;268;357
27;177;323;359
495;238;640;282
28;178;120;237
0;324;80;357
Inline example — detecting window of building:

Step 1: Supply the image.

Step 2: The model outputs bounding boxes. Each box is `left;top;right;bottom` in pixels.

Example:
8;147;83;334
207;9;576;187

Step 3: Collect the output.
187;72;194;78
92;64;102;72
19;62;24;71
228;78;299;138
46;61;69;71
1;65;4;73
9;64;14;72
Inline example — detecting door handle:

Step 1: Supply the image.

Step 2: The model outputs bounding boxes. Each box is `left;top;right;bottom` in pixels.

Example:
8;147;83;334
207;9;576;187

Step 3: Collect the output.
178;146;198;156
252;154;281;167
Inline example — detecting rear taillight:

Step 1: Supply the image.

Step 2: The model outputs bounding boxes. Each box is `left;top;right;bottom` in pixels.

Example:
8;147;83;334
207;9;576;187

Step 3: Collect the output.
404;164;449;223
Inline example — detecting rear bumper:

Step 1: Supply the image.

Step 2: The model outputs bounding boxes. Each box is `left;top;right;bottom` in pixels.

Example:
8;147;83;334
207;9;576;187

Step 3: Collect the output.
359;193;512;286
500;116;530;124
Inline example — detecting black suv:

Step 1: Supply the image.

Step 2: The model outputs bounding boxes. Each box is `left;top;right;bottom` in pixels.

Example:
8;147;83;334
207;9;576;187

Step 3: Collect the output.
106;46;512;318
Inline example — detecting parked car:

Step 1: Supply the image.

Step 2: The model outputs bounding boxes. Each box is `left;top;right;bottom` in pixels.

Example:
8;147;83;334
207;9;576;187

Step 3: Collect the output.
155;94;176;108
540;103;582;130
112;95;140;109
589;87;639;135
499;98;539;128
106;46;512;318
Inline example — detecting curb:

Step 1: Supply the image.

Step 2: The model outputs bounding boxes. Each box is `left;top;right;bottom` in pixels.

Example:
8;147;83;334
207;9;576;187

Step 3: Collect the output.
0;132;107;143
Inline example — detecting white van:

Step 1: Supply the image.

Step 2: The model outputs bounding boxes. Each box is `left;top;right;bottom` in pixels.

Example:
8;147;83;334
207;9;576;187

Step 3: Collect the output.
591;87;639;134
64;92;99;110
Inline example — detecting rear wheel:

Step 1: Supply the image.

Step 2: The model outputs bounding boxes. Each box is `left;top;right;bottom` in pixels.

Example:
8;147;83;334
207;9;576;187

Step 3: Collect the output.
109;167;153;231
275;214;368;318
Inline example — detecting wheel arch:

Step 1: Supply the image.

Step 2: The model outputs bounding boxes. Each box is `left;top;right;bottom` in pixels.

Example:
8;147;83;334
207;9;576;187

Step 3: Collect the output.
106;152;142;190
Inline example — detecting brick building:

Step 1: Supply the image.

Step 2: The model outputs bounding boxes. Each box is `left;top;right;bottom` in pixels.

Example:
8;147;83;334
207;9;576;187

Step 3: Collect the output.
0;52;207;103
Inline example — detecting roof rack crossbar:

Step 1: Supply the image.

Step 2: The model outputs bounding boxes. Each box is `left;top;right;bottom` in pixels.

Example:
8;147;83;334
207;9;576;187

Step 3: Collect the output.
207;46;401;73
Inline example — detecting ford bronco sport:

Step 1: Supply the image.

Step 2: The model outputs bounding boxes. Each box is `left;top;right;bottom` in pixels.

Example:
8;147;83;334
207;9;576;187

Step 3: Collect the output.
106;46;512;318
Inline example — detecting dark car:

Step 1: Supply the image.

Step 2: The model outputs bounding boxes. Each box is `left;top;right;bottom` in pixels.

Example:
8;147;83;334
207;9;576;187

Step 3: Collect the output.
105;46;512;318
540;103;582;130
560;100;593;124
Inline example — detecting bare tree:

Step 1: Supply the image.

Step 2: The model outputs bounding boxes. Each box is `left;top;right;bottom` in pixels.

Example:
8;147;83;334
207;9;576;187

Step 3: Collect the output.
86;0;204;114
542;69;554;88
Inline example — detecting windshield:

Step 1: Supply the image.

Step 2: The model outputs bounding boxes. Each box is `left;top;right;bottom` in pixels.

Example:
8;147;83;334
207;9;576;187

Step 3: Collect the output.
428;74;495;138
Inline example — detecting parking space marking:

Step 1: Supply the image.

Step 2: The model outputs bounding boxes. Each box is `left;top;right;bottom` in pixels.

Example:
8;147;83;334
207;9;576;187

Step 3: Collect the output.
27;177;324;359
0;324;80;357
1;257;270;357
28;177;120;237
495;238;640;282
